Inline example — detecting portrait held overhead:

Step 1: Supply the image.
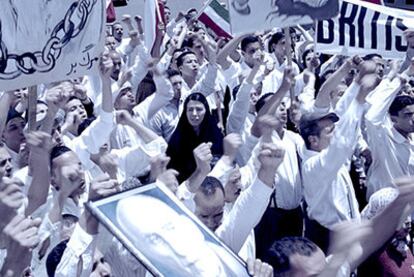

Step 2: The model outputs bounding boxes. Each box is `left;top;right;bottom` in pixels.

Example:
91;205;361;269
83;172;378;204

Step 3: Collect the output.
1;0;414;276
87;183;251;277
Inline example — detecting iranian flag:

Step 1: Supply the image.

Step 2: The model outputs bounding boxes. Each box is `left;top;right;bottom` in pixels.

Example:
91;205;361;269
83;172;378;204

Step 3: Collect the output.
144;0;165;53
198;0;232;39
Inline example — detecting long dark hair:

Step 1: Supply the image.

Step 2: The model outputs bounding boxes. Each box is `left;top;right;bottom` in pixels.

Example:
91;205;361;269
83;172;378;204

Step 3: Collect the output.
167;93;223;182
180;92;211;132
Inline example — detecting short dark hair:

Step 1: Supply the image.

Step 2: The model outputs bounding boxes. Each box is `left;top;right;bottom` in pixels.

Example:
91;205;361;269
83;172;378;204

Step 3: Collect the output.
362;53;383;61
299;113;339;149
263;237;319;276
176;50;197;68
268;32;285;53
46;239;69;277
199;176;224;197
166;68;181;79
255;93;274;113
50;145;72;169
389;95;414;116
37;99;48;106
6;108;24;124
301;48;314;67
78;116;96;135
299;119;321;149
66;95;80;104
241;35;260;52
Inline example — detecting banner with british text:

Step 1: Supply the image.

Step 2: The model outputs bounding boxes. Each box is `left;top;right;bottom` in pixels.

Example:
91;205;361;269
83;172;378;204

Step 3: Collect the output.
316;0;414;59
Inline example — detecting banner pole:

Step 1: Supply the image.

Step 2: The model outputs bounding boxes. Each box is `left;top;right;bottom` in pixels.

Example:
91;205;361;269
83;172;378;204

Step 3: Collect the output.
27;86;38;132
284;27;295;103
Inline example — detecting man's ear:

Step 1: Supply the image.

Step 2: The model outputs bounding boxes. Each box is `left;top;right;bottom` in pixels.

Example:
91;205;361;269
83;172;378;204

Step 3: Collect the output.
50;169;60;191
390;115;398;124
308;135;318;148
241;50;247;58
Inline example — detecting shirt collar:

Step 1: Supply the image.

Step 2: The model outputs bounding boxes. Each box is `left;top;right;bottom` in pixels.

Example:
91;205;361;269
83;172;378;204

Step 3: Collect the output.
302;147;319;160
390;127;412;144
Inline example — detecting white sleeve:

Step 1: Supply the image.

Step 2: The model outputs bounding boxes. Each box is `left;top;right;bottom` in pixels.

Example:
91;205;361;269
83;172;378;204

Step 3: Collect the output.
114;137;168;180
72;110;115;155
304;98;365;182
133;75;174;124
216;177;273;253
190;64;218;97
129;44;152;91
365;78;402;126
226;82;253;134
176;181;196;212
209;158;234;187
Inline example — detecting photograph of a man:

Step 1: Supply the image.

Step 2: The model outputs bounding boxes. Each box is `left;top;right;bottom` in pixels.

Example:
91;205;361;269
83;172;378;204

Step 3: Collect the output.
114;193;250;277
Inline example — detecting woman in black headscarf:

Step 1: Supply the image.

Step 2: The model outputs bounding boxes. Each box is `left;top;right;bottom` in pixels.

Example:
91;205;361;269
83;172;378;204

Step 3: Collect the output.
167;93;224;183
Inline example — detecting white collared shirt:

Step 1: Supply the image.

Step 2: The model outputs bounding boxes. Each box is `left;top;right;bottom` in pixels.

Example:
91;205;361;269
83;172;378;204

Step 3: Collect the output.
216;177;274;254
302;84;363;229
273;130;304;209
365;78;414;197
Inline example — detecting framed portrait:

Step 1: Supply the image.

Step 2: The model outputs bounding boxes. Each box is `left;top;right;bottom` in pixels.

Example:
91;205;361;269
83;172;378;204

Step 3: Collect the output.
86;182;251;277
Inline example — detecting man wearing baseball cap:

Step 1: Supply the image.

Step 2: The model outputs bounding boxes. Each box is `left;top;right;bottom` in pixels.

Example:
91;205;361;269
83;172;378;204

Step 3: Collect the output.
298;60;381;253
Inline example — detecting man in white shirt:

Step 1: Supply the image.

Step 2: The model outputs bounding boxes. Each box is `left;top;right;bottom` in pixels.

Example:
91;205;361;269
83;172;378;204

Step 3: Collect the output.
252;96;305;259
148;69;184;142
2;110;26;170
263;177;414;277
193;142;284;255
365;74;414;198
267;32;300;77
238;36;283;95
0;144;13;179
299;60;380;252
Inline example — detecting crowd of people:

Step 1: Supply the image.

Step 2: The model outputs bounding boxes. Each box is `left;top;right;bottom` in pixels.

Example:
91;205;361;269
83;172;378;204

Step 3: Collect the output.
1;0;414;276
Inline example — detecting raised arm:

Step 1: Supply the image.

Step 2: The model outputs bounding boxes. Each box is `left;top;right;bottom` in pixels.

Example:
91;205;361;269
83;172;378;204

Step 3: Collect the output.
365;60;410;125
226;57;262;134
0;92;13;138
190;35;218;97
315;56;360;111
55;174;119;277
25;131;53;216
322;177;414;275
217;142;285;253
133;66;174;123
256;67;294;118
216;35;245;70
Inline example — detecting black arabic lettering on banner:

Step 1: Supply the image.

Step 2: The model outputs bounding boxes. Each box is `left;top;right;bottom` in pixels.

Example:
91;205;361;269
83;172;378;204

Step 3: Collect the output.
0;0;98;80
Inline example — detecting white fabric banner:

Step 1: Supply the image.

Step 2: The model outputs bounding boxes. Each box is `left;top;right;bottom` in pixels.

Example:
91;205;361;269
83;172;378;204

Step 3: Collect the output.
227;0;339;35
315;0;414;59
0;0;105;91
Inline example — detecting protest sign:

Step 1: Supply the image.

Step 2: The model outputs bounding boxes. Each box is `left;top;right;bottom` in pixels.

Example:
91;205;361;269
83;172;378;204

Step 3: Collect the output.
383;0;414;11
0;0;105;91
316;0;414;59
86;182;251;277
227;0;339;35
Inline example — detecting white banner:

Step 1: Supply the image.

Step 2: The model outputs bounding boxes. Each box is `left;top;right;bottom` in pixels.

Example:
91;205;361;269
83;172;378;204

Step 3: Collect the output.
383;0;414;11
228;0;339;35
316;0;414;59
0;0;105;91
